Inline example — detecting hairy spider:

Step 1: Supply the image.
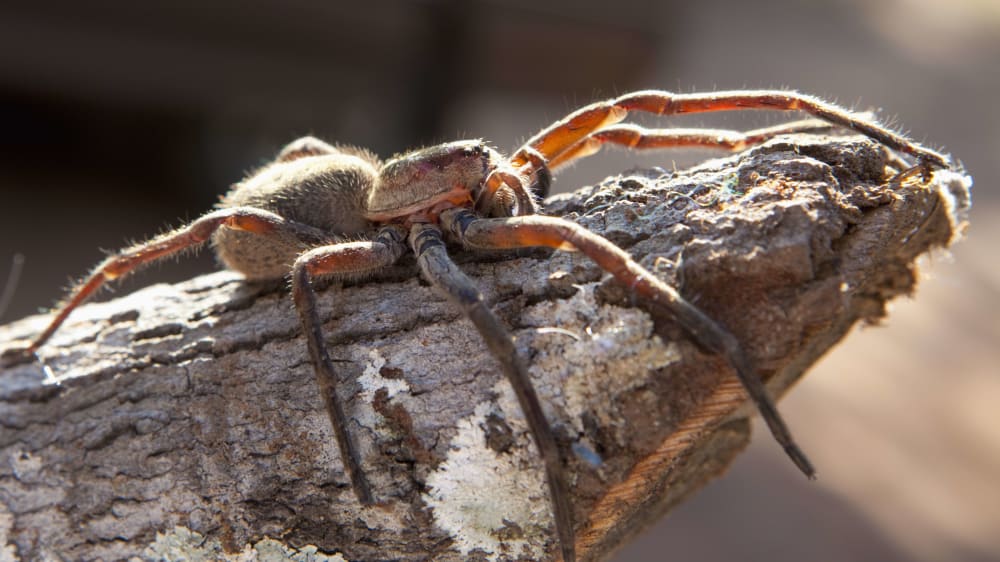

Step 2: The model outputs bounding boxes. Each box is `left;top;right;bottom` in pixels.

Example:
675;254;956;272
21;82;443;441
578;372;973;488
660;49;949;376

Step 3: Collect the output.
3;90;949;562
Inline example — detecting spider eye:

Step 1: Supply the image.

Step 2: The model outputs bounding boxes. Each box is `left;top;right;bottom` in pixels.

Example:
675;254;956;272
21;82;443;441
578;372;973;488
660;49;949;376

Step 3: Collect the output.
462;146;479;157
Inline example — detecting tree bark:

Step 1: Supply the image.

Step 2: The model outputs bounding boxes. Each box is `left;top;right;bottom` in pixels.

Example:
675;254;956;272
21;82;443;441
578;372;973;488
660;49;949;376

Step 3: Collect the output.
0;136;971;561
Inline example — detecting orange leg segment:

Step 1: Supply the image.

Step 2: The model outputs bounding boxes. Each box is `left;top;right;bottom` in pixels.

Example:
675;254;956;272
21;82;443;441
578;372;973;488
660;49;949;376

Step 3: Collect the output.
512;102;628;169
510;89;949;185
614;90;949;167
547;119;837;171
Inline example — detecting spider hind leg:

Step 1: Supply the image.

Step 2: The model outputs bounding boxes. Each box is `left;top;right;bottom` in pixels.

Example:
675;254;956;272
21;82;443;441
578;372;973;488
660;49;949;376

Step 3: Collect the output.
5;207;314;363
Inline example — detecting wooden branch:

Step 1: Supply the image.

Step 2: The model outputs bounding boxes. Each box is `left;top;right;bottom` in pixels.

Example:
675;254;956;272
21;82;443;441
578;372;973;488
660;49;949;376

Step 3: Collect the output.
0;136;970;561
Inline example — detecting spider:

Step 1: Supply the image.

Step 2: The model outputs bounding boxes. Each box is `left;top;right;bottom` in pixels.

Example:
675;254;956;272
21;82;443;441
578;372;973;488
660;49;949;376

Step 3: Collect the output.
3;90;949;562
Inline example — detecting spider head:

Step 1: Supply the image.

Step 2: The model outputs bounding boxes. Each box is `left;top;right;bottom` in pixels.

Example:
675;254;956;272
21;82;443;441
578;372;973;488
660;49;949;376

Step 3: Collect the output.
365;140;500;222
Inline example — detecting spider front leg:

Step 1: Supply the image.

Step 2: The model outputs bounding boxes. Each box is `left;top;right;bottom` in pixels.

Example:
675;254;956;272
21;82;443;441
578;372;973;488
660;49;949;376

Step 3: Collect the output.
509;89;949;181
1;207;330;365
409;223;576;562
478;119;829;209
441;208;816;479
545;119;840;170
291;225;408;505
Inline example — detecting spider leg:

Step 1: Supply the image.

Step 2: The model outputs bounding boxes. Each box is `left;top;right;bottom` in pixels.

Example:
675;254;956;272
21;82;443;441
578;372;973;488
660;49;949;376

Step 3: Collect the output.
408;223;576;562
440;208;816;479
3;207;329;364
513;90;948;171
483;91;947;217
546;118;839;171
291;225;408;505
481;119;829;216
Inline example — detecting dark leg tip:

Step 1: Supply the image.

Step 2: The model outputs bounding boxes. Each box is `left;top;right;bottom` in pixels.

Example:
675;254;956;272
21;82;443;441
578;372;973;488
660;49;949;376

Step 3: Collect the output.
336;460;375;506
355;487;375;506
784;444;817;480
560;542;576;562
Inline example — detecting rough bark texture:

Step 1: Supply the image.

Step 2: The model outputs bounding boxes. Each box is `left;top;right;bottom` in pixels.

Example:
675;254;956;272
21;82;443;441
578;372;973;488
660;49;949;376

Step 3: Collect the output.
0;135;971;562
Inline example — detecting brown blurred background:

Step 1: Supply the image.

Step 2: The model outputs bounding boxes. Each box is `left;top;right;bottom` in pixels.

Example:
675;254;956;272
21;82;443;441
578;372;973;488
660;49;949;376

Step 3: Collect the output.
0;0;996;560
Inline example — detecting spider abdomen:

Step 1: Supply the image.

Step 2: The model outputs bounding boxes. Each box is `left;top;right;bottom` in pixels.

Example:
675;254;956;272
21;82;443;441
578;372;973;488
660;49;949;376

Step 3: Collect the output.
214;153;378;280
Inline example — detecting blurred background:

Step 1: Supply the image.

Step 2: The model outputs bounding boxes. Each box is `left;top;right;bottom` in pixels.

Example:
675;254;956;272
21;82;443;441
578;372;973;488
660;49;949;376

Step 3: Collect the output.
0;0;996;560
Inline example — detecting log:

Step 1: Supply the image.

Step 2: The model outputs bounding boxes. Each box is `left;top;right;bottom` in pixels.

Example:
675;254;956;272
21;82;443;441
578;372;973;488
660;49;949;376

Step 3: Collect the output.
0;135;971;561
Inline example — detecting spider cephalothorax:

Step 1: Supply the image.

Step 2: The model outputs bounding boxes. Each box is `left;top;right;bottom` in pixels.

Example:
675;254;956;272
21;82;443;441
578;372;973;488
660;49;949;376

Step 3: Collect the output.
3;90;950;562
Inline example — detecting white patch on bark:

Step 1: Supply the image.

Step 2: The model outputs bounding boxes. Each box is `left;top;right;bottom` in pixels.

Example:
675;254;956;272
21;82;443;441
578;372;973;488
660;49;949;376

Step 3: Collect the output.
423;402;551;561
354;348;412;430
423;285;684;559
356;348;411;400
144;526;349;561
522;286;681;443
0;506;19;562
